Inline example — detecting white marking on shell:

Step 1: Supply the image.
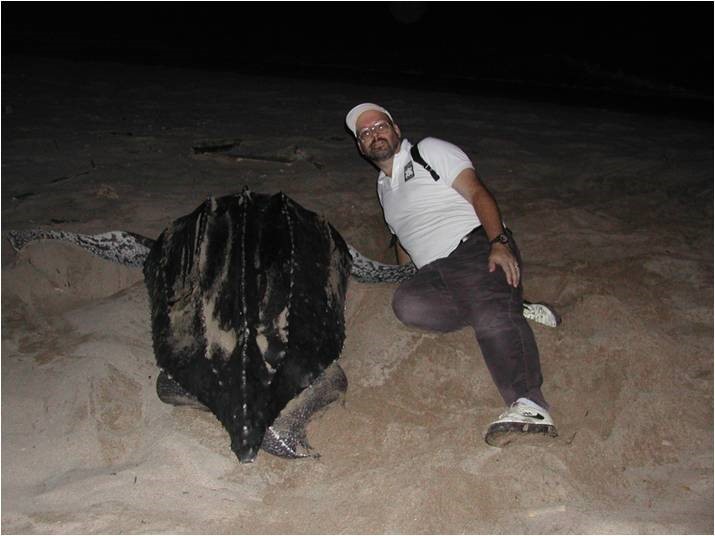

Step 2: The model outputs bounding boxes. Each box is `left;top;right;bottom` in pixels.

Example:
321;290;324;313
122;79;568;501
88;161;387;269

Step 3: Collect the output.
276;307;289;343
201;300;238;360
276;196;294;385
256;332;268;356
168;306;200;352
197;213;211;276
199;209;238;360
255;325;278;375
193;213;204;264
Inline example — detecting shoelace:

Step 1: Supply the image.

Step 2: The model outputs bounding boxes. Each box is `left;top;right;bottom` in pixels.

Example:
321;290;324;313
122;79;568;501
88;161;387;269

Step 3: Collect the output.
498;401;544;420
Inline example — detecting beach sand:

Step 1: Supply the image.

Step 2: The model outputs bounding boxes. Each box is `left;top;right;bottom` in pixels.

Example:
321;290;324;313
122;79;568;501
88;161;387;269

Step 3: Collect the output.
2;56;712;533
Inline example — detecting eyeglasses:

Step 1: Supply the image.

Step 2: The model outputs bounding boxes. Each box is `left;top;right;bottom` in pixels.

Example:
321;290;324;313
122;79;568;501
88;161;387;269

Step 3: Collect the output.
357;120;392;142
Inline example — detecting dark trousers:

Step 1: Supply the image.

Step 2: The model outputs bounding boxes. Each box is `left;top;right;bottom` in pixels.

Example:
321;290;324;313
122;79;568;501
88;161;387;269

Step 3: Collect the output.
392;228;548;409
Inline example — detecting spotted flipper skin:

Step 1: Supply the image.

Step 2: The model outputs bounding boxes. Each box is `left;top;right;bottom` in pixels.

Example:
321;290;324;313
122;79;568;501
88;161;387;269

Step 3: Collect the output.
7;229;153;268
347;245;416;283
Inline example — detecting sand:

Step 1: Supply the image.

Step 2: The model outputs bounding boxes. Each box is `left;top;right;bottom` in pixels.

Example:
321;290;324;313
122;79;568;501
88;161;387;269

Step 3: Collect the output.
1;56;712;534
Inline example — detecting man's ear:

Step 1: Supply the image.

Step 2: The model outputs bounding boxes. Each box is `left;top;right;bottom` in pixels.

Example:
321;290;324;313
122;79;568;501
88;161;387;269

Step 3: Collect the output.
393;122;402;138
357;139;365;155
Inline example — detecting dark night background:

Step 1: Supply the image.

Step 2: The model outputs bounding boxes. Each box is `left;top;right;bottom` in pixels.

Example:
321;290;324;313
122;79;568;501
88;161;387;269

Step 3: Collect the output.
2;1;713;119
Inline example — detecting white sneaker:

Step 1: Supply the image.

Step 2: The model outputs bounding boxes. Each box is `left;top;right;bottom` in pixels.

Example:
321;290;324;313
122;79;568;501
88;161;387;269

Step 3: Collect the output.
523;301;561;328
484;398;558;447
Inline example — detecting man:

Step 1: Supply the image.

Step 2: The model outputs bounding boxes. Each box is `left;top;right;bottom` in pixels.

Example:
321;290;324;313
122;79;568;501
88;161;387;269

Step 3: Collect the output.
346;103;557;446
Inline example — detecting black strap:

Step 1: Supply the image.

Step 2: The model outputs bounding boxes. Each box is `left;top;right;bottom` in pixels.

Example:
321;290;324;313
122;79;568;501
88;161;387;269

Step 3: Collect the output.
410;143;440;181
389;142;440;250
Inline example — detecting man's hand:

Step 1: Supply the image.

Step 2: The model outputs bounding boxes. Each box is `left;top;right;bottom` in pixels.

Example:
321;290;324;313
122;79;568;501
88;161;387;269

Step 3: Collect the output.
489;242;520;287
452;169;519;287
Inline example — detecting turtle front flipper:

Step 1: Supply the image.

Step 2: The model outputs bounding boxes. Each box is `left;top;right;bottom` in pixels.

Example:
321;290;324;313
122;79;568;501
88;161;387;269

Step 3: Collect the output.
261;362;348;459
7;229;153;267
347;244;417;283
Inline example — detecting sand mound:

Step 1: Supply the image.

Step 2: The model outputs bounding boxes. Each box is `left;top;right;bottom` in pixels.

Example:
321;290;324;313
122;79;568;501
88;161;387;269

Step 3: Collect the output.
3;241;143;310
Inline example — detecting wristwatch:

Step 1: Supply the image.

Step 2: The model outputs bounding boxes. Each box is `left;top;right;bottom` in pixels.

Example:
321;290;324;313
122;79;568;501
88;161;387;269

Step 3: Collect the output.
489;233;510;247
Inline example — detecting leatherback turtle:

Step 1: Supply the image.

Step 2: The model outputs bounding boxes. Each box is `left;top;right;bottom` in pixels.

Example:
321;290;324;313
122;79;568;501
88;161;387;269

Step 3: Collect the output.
7;190;560;463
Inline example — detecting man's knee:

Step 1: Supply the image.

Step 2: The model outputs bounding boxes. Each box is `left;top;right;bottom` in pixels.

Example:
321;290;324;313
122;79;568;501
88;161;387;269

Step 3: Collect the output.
391;285;422;326
391;285;459;331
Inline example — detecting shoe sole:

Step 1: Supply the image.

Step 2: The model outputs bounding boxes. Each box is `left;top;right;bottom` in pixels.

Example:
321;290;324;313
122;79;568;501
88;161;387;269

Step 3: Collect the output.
484;422;559;447
523;302;562;328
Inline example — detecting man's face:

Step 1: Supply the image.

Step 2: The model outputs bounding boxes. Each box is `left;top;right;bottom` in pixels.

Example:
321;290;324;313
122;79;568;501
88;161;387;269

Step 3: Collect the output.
355;111;402;162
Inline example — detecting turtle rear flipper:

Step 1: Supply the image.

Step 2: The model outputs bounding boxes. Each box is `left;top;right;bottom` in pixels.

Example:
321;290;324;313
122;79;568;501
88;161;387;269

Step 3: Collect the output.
156;370;210;411
261;362;348;459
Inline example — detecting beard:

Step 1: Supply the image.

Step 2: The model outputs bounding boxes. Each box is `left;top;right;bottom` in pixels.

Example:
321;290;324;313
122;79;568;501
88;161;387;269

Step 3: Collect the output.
363;136;400;162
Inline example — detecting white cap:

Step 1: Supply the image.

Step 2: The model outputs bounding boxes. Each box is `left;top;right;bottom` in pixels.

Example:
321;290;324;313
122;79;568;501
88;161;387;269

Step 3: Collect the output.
345;103;393;137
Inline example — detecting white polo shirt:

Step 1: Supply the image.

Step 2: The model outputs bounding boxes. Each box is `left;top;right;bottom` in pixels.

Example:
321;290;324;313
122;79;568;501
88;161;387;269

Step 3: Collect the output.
377;137;480;268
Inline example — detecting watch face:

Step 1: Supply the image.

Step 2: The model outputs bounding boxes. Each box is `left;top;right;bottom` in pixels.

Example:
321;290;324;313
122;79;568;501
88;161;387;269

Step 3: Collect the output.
494;234;508;244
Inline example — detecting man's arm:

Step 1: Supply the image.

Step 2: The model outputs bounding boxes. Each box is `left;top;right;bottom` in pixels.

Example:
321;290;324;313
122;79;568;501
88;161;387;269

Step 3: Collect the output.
395;239;412;265
451;168;520;287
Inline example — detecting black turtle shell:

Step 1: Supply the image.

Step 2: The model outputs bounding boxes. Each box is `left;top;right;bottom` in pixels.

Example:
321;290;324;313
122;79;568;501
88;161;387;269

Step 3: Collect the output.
143;190;352;462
